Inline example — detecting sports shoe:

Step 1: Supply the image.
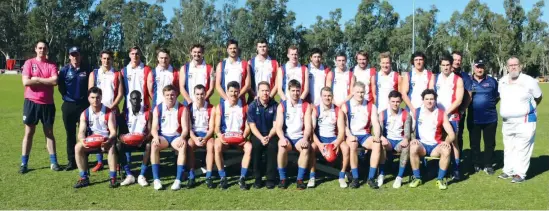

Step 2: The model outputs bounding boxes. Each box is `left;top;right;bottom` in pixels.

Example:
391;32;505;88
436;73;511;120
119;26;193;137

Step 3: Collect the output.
376;174;384;187
186;178;196;189
153;179;162;190
137;175;148;187
296;179;306;190
498;173;511;179
73;177;90;188
266;180;275;189
338;178;348;188
392;176;402;189
307;177;315;188
253;179;263;189
50;163;61;171
19;165;28;174
219;177;229;190
511;175;525;183
109;178;119;188
64;161;76;171
238;177;247;190
345;172;352;183
206;178;214;189
409;177;422;188
278;179;287;189
91;163;104;172
484;167;495;175
367;179;379;189
452;170;461;181
171;179;181;190
350;179;360;189
121;175;136;186
436;179;447;190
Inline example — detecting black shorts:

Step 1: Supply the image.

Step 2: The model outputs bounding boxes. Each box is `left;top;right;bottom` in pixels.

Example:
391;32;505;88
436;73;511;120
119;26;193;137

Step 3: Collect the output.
23;98;55;127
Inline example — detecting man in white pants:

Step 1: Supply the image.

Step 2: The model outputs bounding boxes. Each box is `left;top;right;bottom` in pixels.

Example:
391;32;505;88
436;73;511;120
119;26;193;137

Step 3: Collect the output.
498;57;542;183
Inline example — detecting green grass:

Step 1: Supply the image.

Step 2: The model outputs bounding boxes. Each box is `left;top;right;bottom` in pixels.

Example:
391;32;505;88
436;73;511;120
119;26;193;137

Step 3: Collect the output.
0;74;548;210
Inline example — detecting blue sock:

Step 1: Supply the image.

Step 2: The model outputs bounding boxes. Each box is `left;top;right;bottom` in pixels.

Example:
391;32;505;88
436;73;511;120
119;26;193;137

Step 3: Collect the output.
351;168;359;179
152;164;160;180
297;167;306;180
176;165;185;181
49;154;58;165
438;168;447;180
413;169;421;179
124;165;132;176
218;170;226;178
240;168;248;178
139;164;148;176
96;154;103;164
278;168;286;180
109;171;116;179
21;155;29;166
379;164;385;176
454;159;460;170
206;171;212;179
310;171;316;179
397;166;406;178
368;167;377;179
188;169;195;179
125;152;131;164
339;171;345;179
79;171;88;179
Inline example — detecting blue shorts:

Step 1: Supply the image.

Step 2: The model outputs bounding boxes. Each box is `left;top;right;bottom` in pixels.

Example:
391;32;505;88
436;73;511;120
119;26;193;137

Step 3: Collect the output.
319;136;337;144
388;139;402;150
421;142;438;156
162;135;180;144
195;132;207;138
449;120;459;133
356;134;371;146
285;136;303;148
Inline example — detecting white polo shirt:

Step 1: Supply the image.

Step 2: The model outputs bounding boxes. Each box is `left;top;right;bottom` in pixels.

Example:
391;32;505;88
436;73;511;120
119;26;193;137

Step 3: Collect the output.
499;73;542;123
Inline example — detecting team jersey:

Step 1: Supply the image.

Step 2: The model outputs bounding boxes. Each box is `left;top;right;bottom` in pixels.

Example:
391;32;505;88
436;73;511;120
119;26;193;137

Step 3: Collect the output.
123;63;151;111
93;67;120;108
375;71;399;113
281;99;309;140
331;68;353;105
281;63;307;99
250;56;278;93
189;102;214;134
125;108;150;134
220;99;248;134
434;72;460;121
151;65;179;109
308;64;330;105
345;99;373;135
414;106;444;145
380;108;408;140
406;70;433;109
184;61;213;102
84;105;112;137
314;104;339;138
156;102;185;137
498;73;542;123
352;66;376;102
220;58;248;92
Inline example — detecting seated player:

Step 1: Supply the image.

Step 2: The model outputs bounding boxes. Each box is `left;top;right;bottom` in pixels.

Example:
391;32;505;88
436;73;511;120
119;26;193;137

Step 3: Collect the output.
341;82;382;189
150;85;189;190
409;89;455;190
187;84;215;189
73;87;119;188
310;87;349;188
275;79;312;190
377;90;412;188
118;90;152;187
213;81;252;190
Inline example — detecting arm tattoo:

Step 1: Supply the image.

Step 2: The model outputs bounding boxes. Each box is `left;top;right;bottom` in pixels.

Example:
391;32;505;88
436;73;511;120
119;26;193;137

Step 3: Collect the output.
404;115;412;140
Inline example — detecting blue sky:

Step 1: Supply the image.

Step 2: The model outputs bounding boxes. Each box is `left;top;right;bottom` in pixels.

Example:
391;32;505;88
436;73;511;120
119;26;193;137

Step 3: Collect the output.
149;0;548;27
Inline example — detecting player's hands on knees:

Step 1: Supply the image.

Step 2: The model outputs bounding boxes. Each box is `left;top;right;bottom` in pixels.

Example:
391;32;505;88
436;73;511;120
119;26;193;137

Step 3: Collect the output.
279;138;288;147
410;139;419;145
381;137;389;147
400;139;409;148
194;137;203;147
299;141;309;149
441;141;451;149
177;138;186;149
152;137;160;146
318;143;326;153
348;135;358;143
373;136;381;143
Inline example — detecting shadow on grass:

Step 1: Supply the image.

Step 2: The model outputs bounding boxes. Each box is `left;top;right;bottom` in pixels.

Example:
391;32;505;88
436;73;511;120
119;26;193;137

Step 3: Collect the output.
527;155;549;180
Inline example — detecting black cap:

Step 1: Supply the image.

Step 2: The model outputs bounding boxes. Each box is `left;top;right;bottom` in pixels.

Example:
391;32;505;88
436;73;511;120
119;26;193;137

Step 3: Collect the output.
68;46;80;54
474;59;485;67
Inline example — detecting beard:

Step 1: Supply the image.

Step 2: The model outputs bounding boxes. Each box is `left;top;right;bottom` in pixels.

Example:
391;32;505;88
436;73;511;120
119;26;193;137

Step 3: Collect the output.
509;71;520;79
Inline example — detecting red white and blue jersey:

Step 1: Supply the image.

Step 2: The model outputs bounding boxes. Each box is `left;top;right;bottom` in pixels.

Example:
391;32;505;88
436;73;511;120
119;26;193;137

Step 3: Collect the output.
123;63;151;111
380;108;408;140
375;71;399;113
220;58;248;92
185;61;213;101
92;67;120;108
352;66;376;102
151;65;179;109
308;64;330;105
435;73;460;121
498;73;542;123
189;102;214;134
414;106;444;145
156;102;185;137
220;99;248;134
281;63;307;100
125;108;150;134
331;68;353;105
84;105;112;137
313;104;339;138
406;70;433;109
250;56;277;93
345;99;373;135
281;99;309;140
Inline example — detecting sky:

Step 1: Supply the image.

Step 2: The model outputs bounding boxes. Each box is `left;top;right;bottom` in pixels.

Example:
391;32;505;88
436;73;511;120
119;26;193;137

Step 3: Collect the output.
148;0;548;27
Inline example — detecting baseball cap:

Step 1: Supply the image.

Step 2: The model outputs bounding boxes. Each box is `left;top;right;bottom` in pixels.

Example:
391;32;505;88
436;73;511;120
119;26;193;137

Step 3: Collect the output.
69;46;80;54
474;59;485;67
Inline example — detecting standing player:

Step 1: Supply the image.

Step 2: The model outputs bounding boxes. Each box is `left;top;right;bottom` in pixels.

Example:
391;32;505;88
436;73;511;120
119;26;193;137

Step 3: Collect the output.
275;79;312;190
213;81;252;190
401;52;434;114
409;89;455;190
180;44;214;104
277;46;309;101
378;91;412;188
249;39;278;101
215;40;251;101
73;87;119;188
187;85;215;189
307;48;330;106
434;55;464;180
150;85;189;190
352;51;376;102
327;52;354;106
451;51;471;180
148;48;179;110
310;87;349;188
342;82;382;189
20;40;60;173
375;52;400;113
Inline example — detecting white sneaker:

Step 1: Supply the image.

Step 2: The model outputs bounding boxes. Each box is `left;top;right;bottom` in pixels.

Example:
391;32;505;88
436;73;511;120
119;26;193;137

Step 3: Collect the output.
339;178;348;188
377;174;384;187
120;175;136;186
393;176;402;189
307;177;315;188
153;179;162;190
137;175;149;187
171;179;181;190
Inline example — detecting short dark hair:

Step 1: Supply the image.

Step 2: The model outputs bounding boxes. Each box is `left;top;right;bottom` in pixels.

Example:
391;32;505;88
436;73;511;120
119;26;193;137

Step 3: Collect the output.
100;50;114;57
439;54;453;64
256;38;268;45
355;51;369;60
129;46;142;55
190;44;204;52
310;48;323;58
288;45;298;52
227;39;239;48
421;89;437;101
288;79;301;90
257;81;270;90
388;90;401;99
320;86;333;95
156;48;170;56
163;85;177;93
451;51;463;57
130;90;141;98
35;40;49;48
335;52;347;59
194;84;206;92
410;51;426;63
88;86;102;96
227;81;240;91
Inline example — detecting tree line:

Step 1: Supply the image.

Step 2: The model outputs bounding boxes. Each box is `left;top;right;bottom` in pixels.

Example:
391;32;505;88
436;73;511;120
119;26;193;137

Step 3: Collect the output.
1;0;547;77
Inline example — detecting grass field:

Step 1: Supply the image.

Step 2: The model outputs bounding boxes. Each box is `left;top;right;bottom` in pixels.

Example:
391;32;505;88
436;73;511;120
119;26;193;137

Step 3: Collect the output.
0;74;548;210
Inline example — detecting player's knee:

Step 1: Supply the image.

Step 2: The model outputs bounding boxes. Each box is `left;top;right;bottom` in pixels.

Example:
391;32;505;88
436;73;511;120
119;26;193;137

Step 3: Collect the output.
214;142;223;153
243;143;252;153
441;148;451;157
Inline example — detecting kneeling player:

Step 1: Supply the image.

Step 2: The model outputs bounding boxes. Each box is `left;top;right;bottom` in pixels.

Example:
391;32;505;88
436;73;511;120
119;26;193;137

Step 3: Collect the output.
73;87;119;188
409;89;455;190
275;79;311;190
378;91;412;188
310;87;349;188
214;81;252;190
118;90;152;187
342;82;382;189
150;85;189;190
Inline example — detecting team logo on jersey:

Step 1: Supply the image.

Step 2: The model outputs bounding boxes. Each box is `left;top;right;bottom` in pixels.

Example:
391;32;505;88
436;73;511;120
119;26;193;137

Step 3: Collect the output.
161;116;165;123
79;72;87;77
309;74;314;79
482;83;490;87
32;64;37;74
128;123;132;129
225;71;229;75
188;73;193;79
436;85;441;90
89;121;94;127
417;118;423;126
411;82;415;87
285;113;290;120
127;75;132;81
155;76;160;83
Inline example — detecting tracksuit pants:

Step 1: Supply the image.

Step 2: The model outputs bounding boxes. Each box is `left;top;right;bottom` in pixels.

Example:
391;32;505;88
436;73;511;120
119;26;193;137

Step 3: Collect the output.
502;122;536;178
